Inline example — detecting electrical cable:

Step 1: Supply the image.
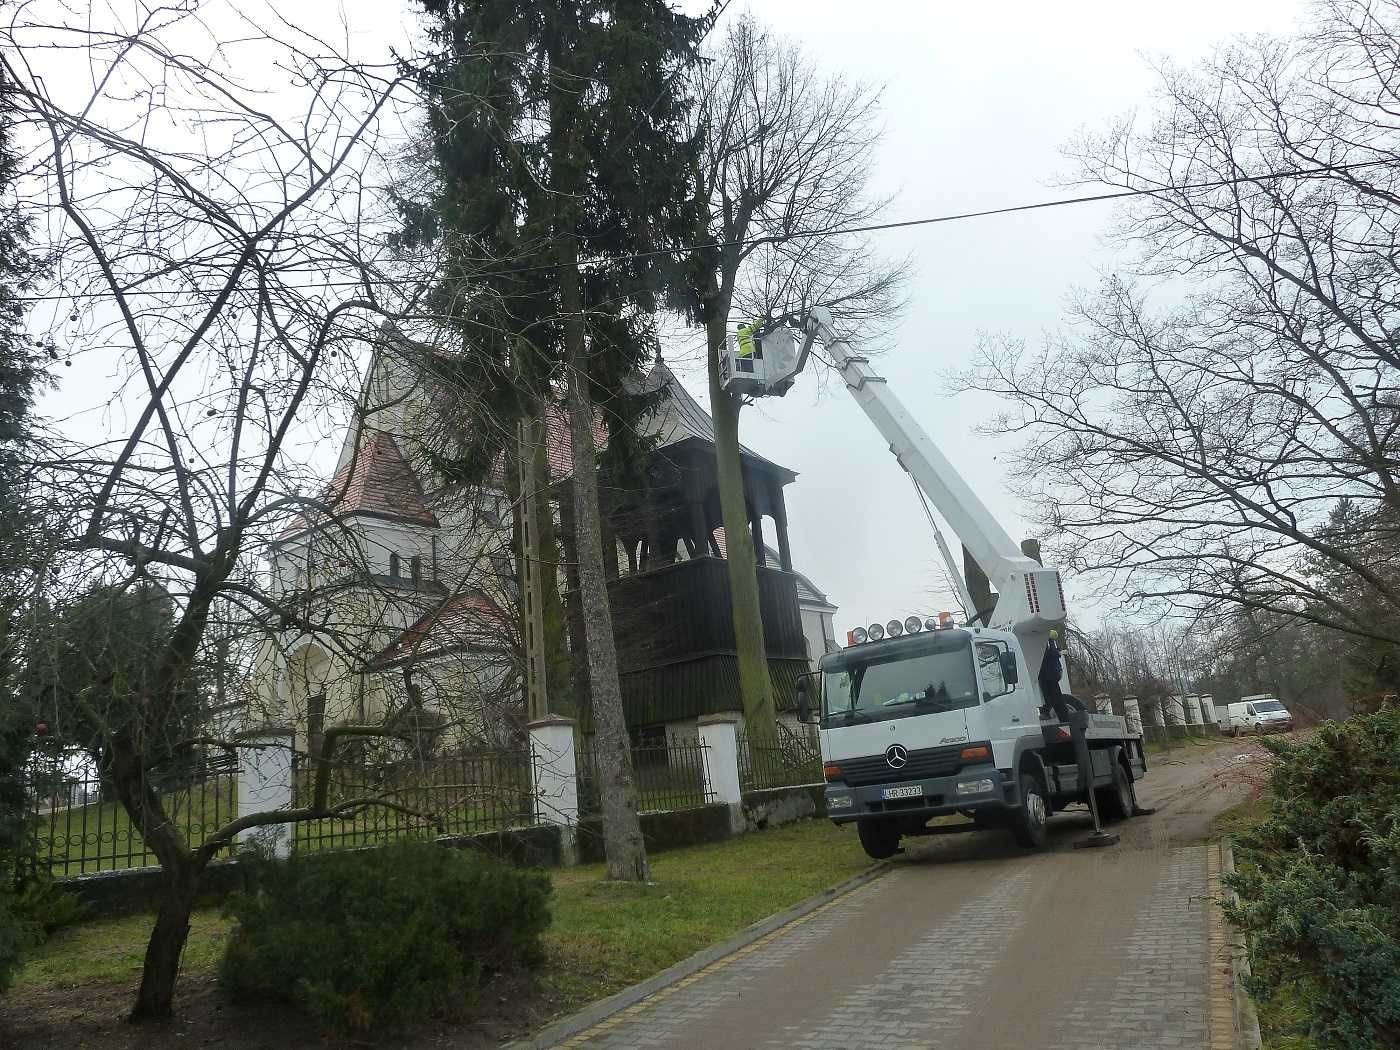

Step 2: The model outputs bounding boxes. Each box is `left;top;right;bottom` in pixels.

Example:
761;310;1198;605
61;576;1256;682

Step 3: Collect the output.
15;156;1387;305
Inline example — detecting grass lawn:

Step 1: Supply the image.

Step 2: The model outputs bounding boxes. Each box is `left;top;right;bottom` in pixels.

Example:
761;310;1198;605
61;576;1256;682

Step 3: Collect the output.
14;818;873;1021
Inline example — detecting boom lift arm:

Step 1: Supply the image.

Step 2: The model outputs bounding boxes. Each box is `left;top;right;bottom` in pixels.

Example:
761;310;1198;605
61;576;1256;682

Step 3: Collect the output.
725;307;1067;680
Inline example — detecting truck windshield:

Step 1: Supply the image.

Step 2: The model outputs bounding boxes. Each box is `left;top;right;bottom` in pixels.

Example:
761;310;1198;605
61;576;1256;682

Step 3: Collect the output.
823;644;977;725
1253;700;1286;713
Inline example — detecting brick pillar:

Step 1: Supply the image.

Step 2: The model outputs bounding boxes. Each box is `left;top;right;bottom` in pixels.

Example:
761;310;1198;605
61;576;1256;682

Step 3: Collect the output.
236;725;295;858
697;713;743;833
529;716;579;864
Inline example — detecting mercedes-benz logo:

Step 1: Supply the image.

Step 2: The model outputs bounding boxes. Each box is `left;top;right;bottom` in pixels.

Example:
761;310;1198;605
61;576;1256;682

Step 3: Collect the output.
885;744;909;769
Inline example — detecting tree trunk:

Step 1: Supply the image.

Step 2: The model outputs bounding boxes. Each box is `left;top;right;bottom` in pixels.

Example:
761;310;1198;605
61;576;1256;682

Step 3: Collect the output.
129;848;199;1021
108;738;201;1022
704;289;777;747
528;417;574;717
559;259;649;882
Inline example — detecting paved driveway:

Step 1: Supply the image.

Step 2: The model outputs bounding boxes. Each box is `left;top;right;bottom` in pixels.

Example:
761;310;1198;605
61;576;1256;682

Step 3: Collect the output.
556;741;1262;1050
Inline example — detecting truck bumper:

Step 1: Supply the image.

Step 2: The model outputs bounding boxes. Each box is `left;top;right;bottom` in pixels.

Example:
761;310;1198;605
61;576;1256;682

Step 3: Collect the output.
825;764;1014;825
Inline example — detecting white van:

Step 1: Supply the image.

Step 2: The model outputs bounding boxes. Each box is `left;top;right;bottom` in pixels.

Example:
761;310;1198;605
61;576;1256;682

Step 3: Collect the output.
1225;695;1295;735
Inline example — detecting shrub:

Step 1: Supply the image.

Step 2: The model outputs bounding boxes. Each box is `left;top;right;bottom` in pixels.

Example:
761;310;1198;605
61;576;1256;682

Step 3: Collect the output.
14;878;87;936
1224;709;1400;1049
220;840;551;1034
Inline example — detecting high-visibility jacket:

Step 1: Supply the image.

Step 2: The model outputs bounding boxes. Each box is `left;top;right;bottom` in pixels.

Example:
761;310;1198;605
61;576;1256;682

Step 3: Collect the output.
736;324;756;358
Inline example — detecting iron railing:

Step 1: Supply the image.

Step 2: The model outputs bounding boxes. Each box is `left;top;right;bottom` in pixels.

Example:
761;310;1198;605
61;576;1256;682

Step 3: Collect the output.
292;749;533;854
577;739;713;815
28;764;238;876
738;723;823;791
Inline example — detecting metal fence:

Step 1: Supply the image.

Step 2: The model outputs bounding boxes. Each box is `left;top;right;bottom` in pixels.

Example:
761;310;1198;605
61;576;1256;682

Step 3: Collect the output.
738;724;823;791
26;748;535;873
29;762;239;876
578;739;713;815
292;749;533;853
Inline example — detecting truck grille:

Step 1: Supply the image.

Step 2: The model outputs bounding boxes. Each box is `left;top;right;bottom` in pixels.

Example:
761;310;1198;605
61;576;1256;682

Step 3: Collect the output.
836;744;967;786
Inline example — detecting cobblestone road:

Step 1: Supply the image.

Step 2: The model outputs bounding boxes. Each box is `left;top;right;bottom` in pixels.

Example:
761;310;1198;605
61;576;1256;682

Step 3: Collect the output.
556;744;1256;1050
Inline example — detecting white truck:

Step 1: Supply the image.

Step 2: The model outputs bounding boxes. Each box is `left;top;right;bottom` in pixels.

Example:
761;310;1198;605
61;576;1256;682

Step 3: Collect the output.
1224;695;1295;735
726;310;1149;859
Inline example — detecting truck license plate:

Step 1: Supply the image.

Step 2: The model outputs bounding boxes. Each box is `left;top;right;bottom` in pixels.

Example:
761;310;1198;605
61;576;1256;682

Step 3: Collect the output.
881;784;921;800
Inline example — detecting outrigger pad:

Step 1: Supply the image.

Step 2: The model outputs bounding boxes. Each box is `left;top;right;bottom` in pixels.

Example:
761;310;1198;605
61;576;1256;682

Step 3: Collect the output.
1074;830;1120;849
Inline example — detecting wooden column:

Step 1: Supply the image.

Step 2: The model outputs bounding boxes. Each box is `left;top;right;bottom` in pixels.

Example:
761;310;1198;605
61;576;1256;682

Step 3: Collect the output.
771;479;793;572
556;494;593;720
688;496;708;560
599;472;619;579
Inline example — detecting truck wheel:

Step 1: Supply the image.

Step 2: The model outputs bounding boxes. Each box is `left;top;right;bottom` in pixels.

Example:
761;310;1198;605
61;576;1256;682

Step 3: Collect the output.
856;819;901;860
1011;772;1048;849
1098;760;1136;822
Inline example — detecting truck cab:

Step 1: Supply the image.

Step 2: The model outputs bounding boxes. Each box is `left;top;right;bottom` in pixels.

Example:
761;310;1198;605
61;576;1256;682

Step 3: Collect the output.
812;620;1147;859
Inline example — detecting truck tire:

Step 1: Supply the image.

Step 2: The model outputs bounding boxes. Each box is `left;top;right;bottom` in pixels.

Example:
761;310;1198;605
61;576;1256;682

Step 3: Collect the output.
1098;759;1136;822
856;819;901;860
1011;772;1048;849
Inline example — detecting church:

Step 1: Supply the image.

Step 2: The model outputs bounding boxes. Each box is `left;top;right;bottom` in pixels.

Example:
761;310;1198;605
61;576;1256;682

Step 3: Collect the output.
255;342;837;756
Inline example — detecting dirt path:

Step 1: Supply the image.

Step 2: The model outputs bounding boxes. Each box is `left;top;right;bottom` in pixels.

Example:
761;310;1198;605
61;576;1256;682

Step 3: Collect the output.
555;738;1271;1050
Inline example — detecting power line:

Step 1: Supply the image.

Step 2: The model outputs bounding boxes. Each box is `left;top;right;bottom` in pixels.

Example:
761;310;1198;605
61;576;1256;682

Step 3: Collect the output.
17;157;1387;306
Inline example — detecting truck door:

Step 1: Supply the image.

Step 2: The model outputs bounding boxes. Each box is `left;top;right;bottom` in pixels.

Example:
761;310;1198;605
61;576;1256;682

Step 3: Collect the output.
975;640;1040;756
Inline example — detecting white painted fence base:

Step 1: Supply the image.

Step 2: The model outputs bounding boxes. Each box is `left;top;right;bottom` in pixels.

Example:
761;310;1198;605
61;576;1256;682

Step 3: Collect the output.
235;726;295;858
697;713;744;833
529;716;580;865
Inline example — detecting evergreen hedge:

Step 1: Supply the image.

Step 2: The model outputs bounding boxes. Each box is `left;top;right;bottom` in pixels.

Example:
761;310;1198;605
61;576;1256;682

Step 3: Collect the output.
1224;709;1400;1048
221;840;551;1034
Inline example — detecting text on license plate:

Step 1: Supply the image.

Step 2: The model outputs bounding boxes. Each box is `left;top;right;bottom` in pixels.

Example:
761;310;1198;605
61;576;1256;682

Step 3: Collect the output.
881;784;922;800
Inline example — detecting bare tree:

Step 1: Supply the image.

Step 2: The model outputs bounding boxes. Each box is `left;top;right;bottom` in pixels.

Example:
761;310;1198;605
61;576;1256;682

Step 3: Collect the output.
1;0;461;1019
962;0;1400;653
686;17;907;743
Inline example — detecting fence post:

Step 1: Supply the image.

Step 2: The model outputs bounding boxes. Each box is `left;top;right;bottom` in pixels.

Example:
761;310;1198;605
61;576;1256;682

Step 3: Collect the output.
1122;695;1142;736
235;725;295;858
528;716;579;865
697;714;744;834
1199;693;1218;726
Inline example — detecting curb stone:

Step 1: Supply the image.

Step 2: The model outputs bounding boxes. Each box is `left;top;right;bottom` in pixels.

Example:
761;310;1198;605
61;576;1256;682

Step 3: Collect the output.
509;860;892;1049
1221;841;1263;1050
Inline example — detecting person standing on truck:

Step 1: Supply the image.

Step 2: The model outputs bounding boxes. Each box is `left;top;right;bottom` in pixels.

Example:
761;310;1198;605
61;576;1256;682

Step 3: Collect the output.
1039;630;1072;722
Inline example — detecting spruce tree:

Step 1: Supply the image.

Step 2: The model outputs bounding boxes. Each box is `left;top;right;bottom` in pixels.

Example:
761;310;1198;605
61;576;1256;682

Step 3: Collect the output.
408;0;708;879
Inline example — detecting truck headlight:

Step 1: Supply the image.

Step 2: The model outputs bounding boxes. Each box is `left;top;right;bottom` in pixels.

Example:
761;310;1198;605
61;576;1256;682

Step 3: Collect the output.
955;778;995;796
828;794;853;809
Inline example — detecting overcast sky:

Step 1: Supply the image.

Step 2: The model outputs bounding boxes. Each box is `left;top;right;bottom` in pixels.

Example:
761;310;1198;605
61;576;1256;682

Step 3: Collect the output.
32;0;1310;636
662;0;1308;637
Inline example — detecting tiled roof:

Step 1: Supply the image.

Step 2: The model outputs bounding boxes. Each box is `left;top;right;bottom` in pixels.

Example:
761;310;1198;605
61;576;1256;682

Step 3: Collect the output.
543;402;609;483
371;590;508;668
333;430;439;527
279;429;438;541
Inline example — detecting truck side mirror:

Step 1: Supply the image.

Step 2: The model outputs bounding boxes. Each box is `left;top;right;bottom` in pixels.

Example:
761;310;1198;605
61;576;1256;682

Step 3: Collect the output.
1000;651;1019;686
796;677;817;724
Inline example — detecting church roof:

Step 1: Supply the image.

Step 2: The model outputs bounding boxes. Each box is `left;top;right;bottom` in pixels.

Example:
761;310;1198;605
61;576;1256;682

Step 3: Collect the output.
281;429;438;540
370;589;507;669
326;429;438;527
